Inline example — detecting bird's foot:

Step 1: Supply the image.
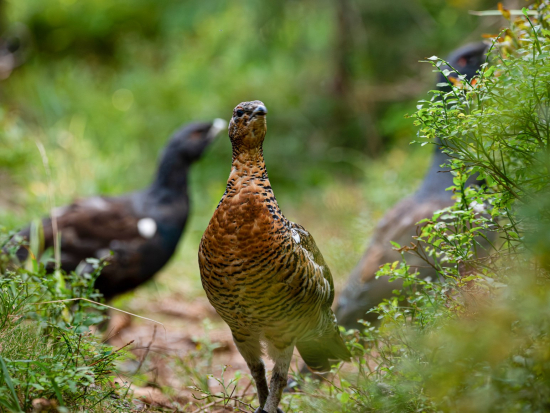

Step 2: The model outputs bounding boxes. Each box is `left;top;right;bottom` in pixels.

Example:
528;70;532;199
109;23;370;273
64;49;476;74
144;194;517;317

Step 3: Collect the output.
254;408;284;413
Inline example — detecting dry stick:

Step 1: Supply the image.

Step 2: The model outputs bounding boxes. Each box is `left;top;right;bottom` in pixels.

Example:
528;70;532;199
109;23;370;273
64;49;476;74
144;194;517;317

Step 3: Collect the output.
235;382;254;410
135;325;157;374
35;141;61;270
224;395;255;411
191;392;258;411
190;401;217;413
192;395;255;413
103;324;124;344
233;406;252;413
238;380;253;406
31;297;165;329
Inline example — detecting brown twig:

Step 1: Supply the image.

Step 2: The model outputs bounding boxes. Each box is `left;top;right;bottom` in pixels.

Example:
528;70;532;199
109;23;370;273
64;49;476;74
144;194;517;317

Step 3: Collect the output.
190;401;217;413
135;326;157;374
239;380;253;403
31;297;165;328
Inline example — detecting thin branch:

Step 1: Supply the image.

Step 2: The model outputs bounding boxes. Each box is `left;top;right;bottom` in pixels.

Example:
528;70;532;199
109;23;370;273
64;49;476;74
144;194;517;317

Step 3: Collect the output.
31;298;165;328
135;325;157;374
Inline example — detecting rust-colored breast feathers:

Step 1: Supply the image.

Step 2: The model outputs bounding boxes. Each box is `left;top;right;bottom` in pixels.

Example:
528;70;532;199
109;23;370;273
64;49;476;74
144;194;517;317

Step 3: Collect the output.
198;156;334;344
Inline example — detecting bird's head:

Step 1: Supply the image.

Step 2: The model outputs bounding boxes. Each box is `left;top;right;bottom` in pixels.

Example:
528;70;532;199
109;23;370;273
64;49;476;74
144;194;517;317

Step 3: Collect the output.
438;42;489;90
166;118;227;163
228;100;268;155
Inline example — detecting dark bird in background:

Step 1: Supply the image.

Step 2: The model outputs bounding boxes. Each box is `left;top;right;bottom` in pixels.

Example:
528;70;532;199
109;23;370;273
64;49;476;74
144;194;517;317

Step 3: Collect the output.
335;42;490;330
0;22;30;80
199;101;350;413
8;119;226;300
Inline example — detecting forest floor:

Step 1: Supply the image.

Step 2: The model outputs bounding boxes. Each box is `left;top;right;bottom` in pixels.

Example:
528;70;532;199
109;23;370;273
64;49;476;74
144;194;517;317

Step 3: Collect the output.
108;291;252;412
2;145;430;411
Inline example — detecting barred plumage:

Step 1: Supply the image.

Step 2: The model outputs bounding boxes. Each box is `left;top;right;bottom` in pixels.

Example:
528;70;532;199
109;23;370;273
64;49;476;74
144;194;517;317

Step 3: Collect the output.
198;100;350;413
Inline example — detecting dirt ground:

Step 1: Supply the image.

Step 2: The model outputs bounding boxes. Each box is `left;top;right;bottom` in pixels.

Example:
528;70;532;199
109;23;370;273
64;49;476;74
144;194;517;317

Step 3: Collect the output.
106;283;314;412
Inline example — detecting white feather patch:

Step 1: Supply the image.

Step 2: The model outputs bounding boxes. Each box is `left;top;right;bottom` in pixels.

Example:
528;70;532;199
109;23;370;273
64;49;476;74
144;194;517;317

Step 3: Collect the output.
52;205;69;218
137;218;157;239
83;197;109;210
291;228;300;243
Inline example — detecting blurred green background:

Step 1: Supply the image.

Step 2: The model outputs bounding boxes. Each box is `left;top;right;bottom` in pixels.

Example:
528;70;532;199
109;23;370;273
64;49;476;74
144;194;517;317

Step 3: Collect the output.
0;0;502;295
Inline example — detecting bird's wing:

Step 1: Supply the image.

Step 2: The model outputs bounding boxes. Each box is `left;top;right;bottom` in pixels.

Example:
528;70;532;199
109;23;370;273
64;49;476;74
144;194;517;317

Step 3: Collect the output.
13;196;154;271
289;222;335;304
357;196;450;284
288;222;351;371
335;196;452;327
51;196;142;241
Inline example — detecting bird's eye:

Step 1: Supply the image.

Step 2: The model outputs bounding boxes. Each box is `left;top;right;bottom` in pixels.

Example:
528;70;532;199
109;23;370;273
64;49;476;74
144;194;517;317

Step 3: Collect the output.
235;109;245;118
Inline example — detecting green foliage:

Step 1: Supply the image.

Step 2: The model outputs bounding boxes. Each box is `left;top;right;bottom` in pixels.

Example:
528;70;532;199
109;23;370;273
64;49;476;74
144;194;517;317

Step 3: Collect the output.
0;244;131;412
0;0;495;222
189;365;253;412
283;2;550;412
3;1;548;412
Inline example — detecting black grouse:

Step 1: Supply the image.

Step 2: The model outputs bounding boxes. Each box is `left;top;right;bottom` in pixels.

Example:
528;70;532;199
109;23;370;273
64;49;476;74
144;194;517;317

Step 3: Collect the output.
335;42;490;329
8;119;226;300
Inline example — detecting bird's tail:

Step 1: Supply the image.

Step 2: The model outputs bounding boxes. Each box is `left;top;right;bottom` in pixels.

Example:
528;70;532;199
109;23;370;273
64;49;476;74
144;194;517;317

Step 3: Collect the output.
296;325;351;373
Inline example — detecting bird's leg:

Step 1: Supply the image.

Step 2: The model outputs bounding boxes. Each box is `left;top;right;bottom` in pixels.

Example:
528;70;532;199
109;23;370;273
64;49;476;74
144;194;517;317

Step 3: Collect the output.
232;335;269;410
263;344;294;413
249;359;269;409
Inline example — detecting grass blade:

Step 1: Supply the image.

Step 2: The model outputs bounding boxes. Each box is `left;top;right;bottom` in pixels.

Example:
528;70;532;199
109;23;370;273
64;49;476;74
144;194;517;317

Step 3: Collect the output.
0;356;22;412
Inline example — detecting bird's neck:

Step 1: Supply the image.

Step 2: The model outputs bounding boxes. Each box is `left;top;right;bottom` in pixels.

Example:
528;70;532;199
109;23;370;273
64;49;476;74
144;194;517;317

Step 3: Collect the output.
150;155;191;198
218;147;287;225
415;142;455;199
429;141;452;174
224;149;274;201
231;148;266;177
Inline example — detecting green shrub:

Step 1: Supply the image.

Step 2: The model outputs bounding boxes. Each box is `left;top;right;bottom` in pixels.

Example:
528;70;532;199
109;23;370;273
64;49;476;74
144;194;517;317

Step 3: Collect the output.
0;241;131;412
282;2;550;412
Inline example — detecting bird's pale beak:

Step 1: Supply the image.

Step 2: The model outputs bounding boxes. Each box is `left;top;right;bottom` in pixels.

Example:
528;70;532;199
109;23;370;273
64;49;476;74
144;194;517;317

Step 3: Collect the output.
206;118;228;141
252;105;268;116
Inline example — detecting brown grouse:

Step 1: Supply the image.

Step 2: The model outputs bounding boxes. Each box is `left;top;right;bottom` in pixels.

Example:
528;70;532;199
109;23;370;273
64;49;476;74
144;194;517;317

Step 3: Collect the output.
198;101;350;413
8;119;225;300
